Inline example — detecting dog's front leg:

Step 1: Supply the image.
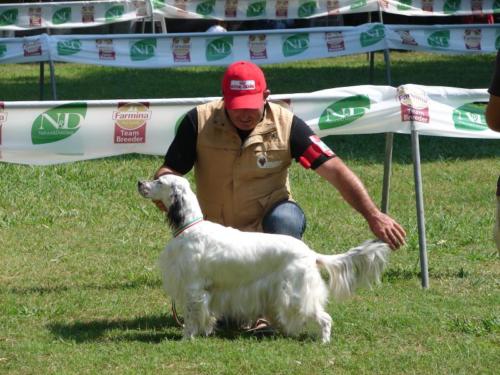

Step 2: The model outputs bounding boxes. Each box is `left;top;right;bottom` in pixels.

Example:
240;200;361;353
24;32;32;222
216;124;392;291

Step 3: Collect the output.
183;286;214;339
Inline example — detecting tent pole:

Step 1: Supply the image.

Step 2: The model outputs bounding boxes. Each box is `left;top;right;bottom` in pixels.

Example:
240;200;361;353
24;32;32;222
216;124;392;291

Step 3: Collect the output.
381;133;393;213
49;60;57;100
39;62;45;100
378;8;394;213
411;128;429;288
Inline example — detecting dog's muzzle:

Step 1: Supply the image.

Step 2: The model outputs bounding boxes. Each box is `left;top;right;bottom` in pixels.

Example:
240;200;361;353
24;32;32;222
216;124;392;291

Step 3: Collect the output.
137;181;150;198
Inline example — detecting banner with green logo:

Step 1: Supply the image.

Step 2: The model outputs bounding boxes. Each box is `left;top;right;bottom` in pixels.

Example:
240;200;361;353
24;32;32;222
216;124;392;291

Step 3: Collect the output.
2;24;499;66
1;85;498;166
0;1;499;31
0;0;147;30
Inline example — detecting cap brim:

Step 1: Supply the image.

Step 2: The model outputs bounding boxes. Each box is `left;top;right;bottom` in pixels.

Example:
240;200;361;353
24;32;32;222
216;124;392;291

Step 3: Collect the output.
224;93;264;110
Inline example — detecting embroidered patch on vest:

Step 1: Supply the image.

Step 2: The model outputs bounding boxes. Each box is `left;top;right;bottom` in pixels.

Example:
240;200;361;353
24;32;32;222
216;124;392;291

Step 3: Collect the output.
256;153;283;169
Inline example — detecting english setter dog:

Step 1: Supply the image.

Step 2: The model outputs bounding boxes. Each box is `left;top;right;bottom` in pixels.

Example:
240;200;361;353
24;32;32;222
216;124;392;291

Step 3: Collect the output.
138;174;390;343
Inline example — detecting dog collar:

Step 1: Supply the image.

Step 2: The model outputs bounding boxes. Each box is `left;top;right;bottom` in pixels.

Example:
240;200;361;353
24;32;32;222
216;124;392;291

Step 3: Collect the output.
174;217;204;237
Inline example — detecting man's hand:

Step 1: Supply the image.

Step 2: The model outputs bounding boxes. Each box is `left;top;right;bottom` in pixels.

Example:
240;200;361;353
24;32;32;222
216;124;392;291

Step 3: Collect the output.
366;211;406;250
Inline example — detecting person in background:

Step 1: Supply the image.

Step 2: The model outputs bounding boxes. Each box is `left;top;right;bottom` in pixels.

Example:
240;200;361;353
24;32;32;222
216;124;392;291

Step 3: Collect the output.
206;20;227;33
153;60;406;250
486;51;500;250
486;51;500;132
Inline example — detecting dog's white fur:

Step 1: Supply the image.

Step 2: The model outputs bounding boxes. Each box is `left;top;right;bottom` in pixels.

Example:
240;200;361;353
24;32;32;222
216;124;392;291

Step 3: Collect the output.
138;175;390;343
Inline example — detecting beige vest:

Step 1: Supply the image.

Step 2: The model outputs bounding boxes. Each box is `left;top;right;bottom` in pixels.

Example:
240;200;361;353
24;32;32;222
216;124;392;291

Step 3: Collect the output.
195;100;294;231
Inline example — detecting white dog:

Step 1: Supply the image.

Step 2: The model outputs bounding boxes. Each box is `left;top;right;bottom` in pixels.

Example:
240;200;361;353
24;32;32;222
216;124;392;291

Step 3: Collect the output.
138;175;390;343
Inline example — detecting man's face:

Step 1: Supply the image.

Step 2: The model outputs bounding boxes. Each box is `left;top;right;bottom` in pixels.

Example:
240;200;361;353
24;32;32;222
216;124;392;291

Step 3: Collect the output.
226;107;264;131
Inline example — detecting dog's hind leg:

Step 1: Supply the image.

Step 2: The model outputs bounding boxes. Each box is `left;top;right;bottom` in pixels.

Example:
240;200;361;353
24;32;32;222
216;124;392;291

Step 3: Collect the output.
183;287;215;339
315;310;332;344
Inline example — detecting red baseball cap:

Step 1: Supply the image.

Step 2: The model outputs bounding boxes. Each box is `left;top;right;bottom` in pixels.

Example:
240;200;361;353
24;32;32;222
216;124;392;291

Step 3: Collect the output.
222;61;267;110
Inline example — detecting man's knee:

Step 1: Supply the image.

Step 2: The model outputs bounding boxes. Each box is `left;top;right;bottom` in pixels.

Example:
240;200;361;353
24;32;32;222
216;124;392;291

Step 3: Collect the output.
261;200;306;239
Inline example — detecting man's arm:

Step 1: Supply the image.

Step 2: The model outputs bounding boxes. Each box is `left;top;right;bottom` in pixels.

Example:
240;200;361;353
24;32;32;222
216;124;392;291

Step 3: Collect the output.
486;94;500;132
315;157;406;250
152;108;198;210
154;165;182;179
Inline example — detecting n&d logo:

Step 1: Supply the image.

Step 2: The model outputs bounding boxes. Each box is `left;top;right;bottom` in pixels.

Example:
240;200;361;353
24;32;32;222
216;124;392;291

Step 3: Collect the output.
453;102;487;131
298;1;317;17
247;1;266;17
350;0;368;10
206;36;233;61
152;0;166;10
130;39;157;61
52;7;71;25
360;25;385;47
318;95;370;130
197;0;216;16
57;39;82;56
282;33;309;57
444;0;461;14
427;30;450;48
397;0;413;10
0;9;18;26
31;103;87;144
105;5;124;21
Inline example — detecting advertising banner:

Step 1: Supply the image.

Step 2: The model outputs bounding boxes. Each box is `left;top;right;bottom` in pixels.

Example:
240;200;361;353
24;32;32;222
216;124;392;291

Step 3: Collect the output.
1;24;498;66
1;0;498;31
0;0;148;30
0;85;498;165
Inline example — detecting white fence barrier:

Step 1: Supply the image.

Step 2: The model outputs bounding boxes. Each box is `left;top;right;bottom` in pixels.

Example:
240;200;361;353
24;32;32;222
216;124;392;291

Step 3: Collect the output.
0;84;497;166
1;0;499;30
0;23;499;67
0;0;149;31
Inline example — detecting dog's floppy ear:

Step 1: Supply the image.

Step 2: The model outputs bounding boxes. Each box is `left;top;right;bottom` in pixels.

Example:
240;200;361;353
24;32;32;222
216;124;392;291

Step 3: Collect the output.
165;183;187;229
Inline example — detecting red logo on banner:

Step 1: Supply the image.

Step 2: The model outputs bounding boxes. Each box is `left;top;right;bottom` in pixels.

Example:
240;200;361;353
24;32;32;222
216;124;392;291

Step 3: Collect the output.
29;7;42;27
397;87;430;123
113;102;151;144
172;37;191;62
422;0;434;12
249;34;267;60
82;5;95;23
96;39;116;60
325;32;345;52
23;39;42;57
327;0;341;14
275;0;289;17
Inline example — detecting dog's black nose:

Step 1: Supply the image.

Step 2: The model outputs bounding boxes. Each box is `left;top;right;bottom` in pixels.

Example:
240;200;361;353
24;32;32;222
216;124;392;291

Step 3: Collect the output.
138;181;143;188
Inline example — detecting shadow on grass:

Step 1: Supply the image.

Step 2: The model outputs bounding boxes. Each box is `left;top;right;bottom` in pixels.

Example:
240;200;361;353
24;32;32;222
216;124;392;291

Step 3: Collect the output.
47;314;182;343
3;53;494;101
47;314;287;343
322;133;500;165
9;278;162;295
65;134;499;165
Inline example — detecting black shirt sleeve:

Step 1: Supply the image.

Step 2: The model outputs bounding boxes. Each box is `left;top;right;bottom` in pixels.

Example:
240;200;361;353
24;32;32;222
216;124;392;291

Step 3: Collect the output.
489;51;500;97
290;115;335;170
163;108;198;175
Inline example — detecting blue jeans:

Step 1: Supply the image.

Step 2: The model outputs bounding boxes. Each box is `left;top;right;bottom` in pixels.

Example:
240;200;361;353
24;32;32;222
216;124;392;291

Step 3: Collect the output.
261;200;306;239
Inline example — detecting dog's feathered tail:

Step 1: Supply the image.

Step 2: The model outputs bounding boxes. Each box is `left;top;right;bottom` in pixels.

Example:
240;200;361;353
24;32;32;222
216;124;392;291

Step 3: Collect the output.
316;240;390;300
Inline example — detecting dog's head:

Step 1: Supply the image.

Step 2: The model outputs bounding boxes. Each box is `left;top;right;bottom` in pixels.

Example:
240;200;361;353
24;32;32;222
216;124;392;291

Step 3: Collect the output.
137;174;190;210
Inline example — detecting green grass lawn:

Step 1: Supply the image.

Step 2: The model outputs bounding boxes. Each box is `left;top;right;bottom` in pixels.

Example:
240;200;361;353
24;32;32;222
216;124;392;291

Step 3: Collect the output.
1;53;499;374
